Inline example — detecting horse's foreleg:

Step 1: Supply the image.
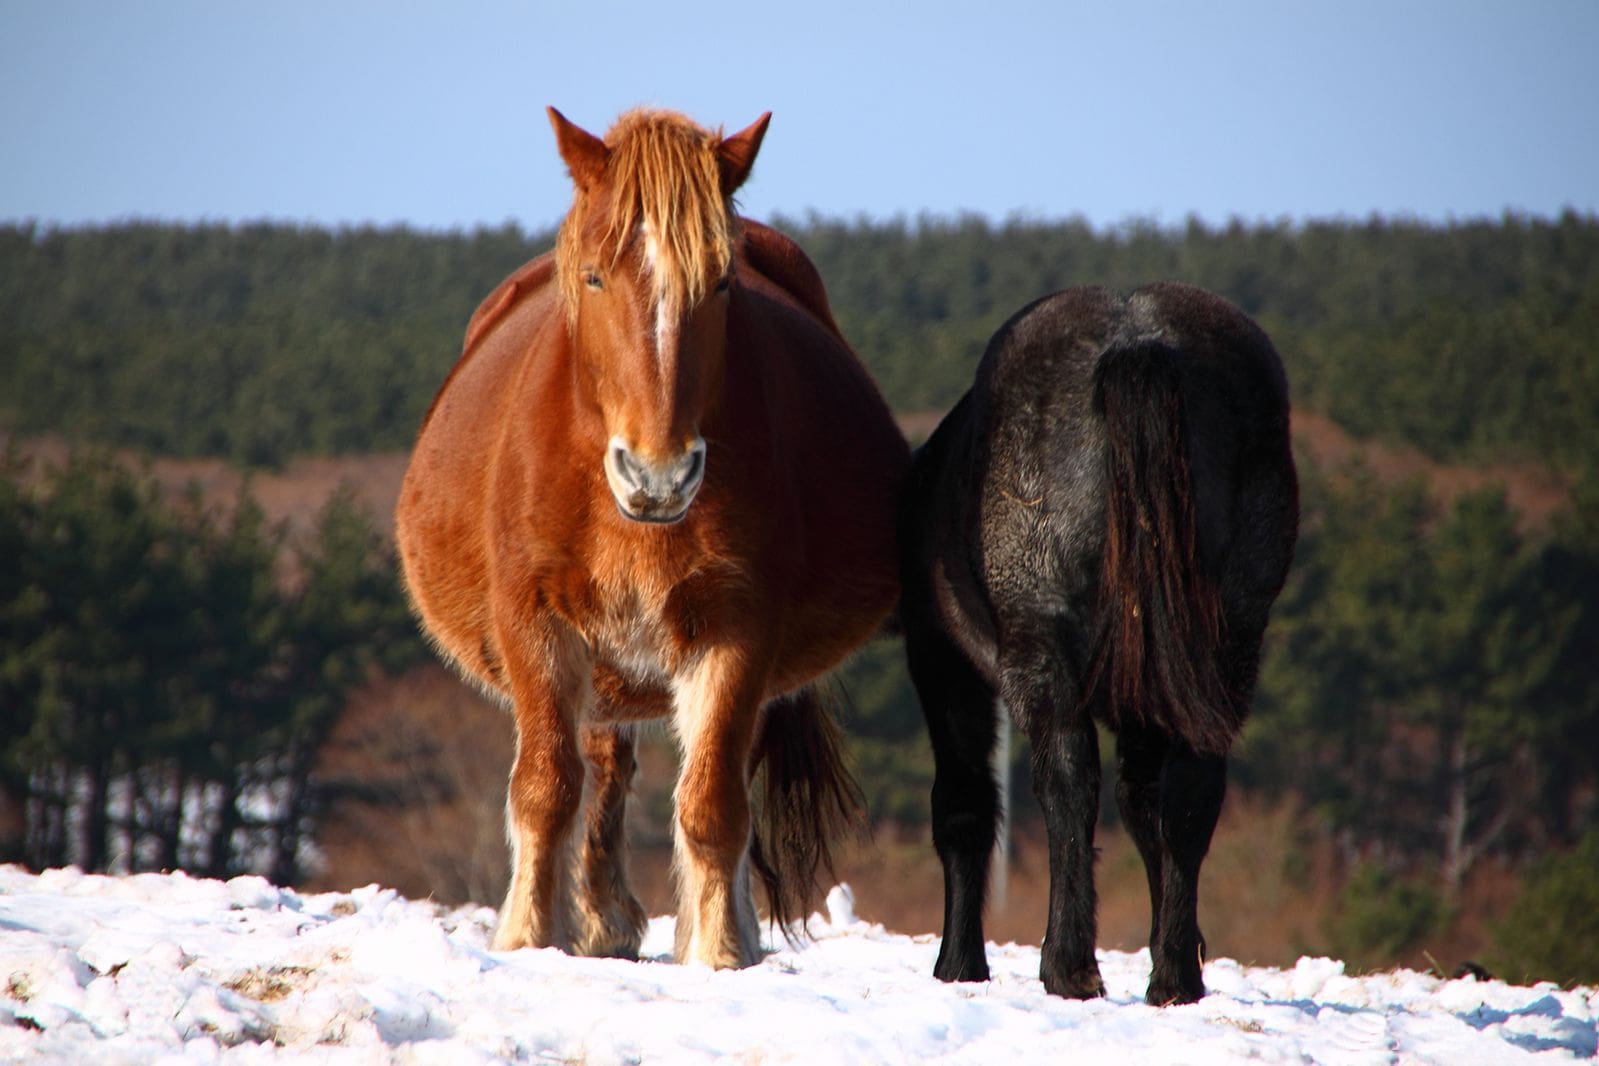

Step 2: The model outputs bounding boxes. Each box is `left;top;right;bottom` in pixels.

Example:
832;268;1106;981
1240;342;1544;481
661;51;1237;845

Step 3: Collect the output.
904;618;1000;983
670;646;764;969
573;722;648;959
493;627;588;953
1004;631;1106;1000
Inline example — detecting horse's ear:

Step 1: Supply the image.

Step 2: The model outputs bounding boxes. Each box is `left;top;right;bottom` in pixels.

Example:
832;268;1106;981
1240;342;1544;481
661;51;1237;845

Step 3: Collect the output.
548;107;608;190
718;112;771;195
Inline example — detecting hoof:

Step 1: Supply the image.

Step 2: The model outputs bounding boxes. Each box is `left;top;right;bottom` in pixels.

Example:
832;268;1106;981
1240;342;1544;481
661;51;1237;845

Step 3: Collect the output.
581;940;641;961
491;927;568;954
1147;939;1207;1004
1042;965;1106;999
1145;978;1206;1006
934;951;990;983
573;902;646;961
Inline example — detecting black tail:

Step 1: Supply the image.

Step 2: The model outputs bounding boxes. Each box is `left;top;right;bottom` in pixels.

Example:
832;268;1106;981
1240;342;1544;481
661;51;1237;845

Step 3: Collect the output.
748;685;867;939
1089;341;1239;755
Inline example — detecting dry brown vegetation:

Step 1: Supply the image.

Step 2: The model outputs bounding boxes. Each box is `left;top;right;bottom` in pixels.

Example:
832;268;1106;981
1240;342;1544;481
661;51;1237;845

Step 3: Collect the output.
1289;411;1569;530
308;665;514;907
10;408;1568;543
6;433;410;549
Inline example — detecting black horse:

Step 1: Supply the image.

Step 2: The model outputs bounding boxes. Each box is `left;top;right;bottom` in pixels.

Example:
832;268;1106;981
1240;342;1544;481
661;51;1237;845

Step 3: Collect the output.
898;282;1299;1005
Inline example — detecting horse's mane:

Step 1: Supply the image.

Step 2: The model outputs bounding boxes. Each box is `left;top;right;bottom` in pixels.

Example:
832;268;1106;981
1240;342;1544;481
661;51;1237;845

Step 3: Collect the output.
556;109;735;322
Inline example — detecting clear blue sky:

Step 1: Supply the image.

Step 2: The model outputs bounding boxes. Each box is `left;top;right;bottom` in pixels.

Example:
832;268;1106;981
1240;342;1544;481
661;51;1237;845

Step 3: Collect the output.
4;1;1595;233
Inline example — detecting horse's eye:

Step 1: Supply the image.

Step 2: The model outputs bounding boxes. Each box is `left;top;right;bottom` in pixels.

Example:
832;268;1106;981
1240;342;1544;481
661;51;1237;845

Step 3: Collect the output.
583;270;604;291
714;275;731;294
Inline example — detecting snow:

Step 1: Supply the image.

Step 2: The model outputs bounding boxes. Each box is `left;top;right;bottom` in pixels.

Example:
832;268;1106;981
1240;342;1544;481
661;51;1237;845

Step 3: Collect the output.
1;866;1594;1064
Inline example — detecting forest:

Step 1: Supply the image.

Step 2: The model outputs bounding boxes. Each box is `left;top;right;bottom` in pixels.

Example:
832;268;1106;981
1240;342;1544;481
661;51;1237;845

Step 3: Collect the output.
1;213;1595;987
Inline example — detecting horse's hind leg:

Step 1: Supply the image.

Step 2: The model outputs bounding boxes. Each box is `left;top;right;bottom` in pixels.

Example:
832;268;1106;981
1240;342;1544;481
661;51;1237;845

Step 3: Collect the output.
904;621;1001;983
573;723;648;959
1116;725;1225;1005
1005;628;1105;999
1114;726;1168;959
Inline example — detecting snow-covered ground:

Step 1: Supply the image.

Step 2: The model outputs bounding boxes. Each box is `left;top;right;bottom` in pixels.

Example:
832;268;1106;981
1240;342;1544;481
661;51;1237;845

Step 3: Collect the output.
1;865;1593;1064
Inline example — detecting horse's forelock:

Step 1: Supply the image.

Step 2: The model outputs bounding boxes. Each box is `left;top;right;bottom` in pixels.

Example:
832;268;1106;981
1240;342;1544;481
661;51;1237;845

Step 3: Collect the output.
556;110;735;322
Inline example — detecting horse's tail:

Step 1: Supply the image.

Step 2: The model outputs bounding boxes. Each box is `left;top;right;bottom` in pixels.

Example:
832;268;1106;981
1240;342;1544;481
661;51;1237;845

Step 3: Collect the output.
749;684;867;938
1089;340;1239;755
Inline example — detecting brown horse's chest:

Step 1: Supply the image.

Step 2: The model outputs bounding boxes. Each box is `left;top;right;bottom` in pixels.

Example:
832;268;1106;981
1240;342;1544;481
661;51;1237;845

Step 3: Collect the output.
533;530;740;713
583;584;678;688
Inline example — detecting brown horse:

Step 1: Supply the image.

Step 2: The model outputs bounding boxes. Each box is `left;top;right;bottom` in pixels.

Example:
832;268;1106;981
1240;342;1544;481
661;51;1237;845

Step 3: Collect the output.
396;108;908;968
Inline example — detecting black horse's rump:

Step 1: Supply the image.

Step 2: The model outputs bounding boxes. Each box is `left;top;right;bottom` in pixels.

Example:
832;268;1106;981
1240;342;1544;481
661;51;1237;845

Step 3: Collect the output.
898;282;1299;1004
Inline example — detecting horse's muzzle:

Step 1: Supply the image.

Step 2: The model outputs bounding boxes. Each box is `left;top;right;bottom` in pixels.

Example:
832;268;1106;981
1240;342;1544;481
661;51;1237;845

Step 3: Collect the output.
604;436;706;524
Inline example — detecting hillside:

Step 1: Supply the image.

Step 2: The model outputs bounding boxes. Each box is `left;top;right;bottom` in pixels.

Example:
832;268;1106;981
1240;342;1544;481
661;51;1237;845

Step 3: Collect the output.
4;215;1596;992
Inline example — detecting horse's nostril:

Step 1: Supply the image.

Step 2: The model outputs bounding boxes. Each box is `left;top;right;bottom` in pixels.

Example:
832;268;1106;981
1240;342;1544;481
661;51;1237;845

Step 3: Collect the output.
681;445;705;490
611;443;642;487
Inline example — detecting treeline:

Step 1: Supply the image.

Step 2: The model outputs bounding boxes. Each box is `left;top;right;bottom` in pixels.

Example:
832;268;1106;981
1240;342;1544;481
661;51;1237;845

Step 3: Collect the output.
0;450;423;882
2;213;1597;469
0;223;536;466
801;212;1599;468
1248;464;1599;981
1249;466;1598;877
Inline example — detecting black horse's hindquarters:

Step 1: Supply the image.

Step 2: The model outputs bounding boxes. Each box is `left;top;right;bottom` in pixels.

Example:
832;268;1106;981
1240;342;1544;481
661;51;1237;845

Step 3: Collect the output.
898;282;1299;1005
